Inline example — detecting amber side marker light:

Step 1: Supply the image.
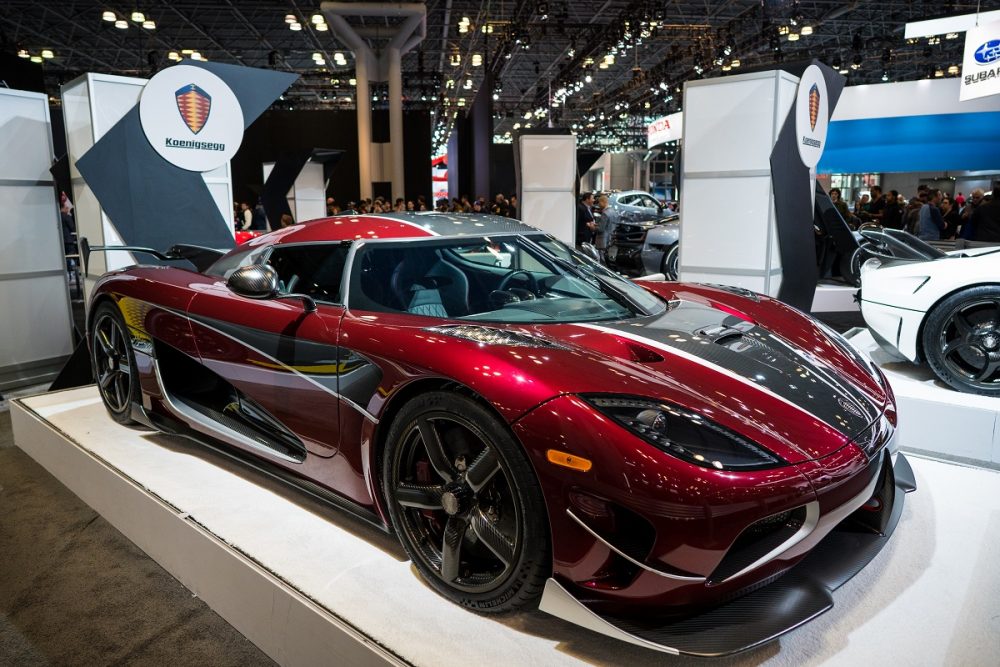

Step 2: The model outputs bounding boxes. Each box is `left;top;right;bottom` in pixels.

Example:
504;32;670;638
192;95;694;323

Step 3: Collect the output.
546;449;593;472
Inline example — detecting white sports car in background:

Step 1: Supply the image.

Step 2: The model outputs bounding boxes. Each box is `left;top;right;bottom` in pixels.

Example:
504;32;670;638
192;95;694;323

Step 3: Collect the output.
860;232;1000;395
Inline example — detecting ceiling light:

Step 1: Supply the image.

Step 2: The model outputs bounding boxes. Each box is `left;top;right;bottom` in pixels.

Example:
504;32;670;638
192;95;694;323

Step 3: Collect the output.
131;12;144;23
603;54;615;65
168;51;180;61
778;25;790;35
584;74;592;83
947;64;959;75
934;68;944;77
30;55;42;63
181;49;194;54
881;71;889;81
102;11;115;22
945;32;959;39
480;24;493;34
449;53;461;66
787;32;800;41
349;78;357;86
290;22;301;31
17;49;29;58
457;98;466;107
313;52;323;60
599;62;609;69
464;78;472;90
41;49;54;59
731;58;741;67
311;14;324;24
800;26;813;36
191;52;203;61
839;68;848;74
142;20;155;30
114;19;127;29
285;14;296;23
471;54;482;67
316;22;328;31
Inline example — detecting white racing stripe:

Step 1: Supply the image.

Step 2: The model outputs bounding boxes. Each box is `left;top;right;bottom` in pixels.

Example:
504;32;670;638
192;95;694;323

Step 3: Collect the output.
576;322;843;436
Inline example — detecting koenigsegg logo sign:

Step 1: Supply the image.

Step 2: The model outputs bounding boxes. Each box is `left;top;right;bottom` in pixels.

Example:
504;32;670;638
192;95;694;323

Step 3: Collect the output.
794;64;829;169
176;83;211;134
808;83;820;131
139;64;245;172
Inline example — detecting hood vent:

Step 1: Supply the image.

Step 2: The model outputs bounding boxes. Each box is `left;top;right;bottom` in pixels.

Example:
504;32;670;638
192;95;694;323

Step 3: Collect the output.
424;324;566;349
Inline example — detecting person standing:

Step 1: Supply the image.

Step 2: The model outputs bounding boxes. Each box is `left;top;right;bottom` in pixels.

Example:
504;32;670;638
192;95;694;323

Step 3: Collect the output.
239;202;252;230
865;185;886;223
576;192;597;247
829;188;850;222
918;189;945;240
251;201;268;230
882;189;903;229
593;193;612;256
940;198;961;239
971;186;1000;242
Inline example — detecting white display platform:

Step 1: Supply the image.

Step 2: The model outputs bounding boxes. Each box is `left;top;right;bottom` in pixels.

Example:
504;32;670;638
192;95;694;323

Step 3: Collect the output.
12;387;1000;666
847;328;1000;469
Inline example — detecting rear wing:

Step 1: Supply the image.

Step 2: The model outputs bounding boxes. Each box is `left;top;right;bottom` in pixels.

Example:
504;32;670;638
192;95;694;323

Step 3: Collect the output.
81;238;226;275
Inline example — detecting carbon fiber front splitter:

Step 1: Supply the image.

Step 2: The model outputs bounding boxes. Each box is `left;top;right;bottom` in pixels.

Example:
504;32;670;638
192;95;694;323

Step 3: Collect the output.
538;453;916;657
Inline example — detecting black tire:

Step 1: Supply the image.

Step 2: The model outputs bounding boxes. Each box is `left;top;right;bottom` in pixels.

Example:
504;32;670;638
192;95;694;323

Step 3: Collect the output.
90;302;140;424
381;391;549;613
922;286;1000;395
660;244;679;280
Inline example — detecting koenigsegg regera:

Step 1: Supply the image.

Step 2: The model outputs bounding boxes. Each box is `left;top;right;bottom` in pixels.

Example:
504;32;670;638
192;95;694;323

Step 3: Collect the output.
88;212;913;656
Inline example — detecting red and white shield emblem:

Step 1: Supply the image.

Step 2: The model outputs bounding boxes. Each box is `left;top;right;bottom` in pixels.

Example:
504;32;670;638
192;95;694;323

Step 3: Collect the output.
175;83;212;135
808;83;820;132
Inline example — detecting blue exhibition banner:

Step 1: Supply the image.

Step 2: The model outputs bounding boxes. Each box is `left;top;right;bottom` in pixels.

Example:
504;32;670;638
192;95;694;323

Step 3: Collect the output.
818;111;1000;174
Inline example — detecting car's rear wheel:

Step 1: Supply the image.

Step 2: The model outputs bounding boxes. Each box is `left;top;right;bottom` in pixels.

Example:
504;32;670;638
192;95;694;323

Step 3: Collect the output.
923;286;1000;395
91;302;140;424
382;391;549;613
661;244;680;280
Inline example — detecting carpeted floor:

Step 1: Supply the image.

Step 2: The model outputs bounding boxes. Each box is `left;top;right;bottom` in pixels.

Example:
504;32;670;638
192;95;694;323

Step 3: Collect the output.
0;406;274;666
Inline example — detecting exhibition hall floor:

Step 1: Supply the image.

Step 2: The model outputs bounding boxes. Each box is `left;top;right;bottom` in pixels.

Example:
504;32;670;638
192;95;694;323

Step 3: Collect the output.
6;386;1000;666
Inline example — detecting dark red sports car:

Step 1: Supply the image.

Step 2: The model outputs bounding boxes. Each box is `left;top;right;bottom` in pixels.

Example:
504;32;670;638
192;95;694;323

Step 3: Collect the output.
87;213;913;655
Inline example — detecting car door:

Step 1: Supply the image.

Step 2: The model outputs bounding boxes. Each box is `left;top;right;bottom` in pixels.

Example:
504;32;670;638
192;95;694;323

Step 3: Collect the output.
186;242;350;459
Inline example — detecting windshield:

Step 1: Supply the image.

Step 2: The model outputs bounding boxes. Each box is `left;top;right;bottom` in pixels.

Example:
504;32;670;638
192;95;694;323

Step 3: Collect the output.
348;234;666;323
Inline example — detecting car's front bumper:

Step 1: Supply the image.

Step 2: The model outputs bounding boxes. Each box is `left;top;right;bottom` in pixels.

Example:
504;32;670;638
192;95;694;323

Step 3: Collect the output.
537;451;915;656
860;298;925;362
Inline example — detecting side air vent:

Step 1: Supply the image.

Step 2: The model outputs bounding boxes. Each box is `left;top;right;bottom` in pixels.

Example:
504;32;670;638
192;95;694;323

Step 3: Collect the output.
708;504;813;584
425;324;566;349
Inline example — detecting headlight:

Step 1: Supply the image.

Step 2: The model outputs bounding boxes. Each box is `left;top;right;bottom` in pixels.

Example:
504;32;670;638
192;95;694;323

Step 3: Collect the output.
861;257;882;274
583;395;785;471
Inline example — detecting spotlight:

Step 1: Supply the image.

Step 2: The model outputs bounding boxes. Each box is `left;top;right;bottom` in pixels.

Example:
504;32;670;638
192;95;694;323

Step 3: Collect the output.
17;49;29;58
102;11;115;22
168;51;181;61
131;11;144;23
316;23;329;31
934;67;944;77
947;64;959;75
41;49;54;59
311;14;324;24
30;55;42;63
800;26;813;36
142;20;155;30
787;32;800;41
290;22;301;31
881;71;889;81
115;19;127;29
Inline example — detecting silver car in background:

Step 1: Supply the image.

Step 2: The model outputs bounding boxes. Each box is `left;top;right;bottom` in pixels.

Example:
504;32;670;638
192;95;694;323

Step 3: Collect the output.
607;213;680;278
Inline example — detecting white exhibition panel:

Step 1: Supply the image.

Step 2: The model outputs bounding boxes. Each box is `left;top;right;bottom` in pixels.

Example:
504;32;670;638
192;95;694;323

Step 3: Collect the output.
0;88;73;390
847;328;1000;467
833;78;1000;121
61;71;235;294
518;134;577;245
11;387;1000;666
678;70;797;295
295;162;327;223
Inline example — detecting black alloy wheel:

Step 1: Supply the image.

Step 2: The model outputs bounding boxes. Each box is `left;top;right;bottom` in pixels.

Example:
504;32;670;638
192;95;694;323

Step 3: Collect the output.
923;286;1000;395
91;302;140;424
382;392;549;613
661;244;680;281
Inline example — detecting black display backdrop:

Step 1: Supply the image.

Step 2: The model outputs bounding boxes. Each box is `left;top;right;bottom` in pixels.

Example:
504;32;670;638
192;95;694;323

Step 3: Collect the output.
231;109;432;206
769;61;845;311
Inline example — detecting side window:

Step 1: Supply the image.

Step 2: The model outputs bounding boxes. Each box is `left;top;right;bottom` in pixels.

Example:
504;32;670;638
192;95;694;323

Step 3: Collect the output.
205;244;269;279
617;195;636;206
639;195;660;209
451;242;512;268
267;244;350;303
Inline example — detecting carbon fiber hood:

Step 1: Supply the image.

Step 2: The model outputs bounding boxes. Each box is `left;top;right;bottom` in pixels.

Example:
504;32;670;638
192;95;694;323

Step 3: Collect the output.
578;298;884;443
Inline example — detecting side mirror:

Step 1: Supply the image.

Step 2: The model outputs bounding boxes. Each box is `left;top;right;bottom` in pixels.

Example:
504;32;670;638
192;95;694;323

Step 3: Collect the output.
578;242;601;263
227;264;278;300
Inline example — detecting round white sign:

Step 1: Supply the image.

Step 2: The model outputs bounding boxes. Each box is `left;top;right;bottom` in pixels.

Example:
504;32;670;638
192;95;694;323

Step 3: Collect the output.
794;64;830;169
138;64;245;172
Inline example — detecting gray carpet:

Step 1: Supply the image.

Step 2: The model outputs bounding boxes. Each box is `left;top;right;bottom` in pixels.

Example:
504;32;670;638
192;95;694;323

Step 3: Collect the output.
0;409;274;666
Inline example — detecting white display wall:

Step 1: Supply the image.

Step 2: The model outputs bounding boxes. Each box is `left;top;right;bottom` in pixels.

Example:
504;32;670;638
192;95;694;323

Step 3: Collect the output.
518;134;577;246
678;70;798;295
262;160;326;225
61;73;234;299
0;88;74;390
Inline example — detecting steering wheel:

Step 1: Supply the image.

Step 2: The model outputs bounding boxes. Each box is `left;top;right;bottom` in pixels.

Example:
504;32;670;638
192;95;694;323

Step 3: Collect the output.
498;269;539;295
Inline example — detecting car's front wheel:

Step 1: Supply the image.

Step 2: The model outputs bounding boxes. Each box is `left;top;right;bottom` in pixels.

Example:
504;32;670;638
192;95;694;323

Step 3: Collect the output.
923;286;1000;395
661;244;680;280
90;302;140;424
381;391;549;613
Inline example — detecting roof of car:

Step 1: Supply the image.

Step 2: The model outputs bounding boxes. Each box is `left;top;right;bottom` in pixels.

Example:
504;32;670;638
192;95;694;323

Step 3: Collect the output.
254;212;540;246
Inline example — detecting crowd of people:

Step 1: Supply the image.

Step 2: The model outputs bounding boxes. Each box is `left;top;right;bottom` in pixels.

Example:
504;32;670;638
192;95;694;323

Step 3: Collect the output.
830;184;1000;242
